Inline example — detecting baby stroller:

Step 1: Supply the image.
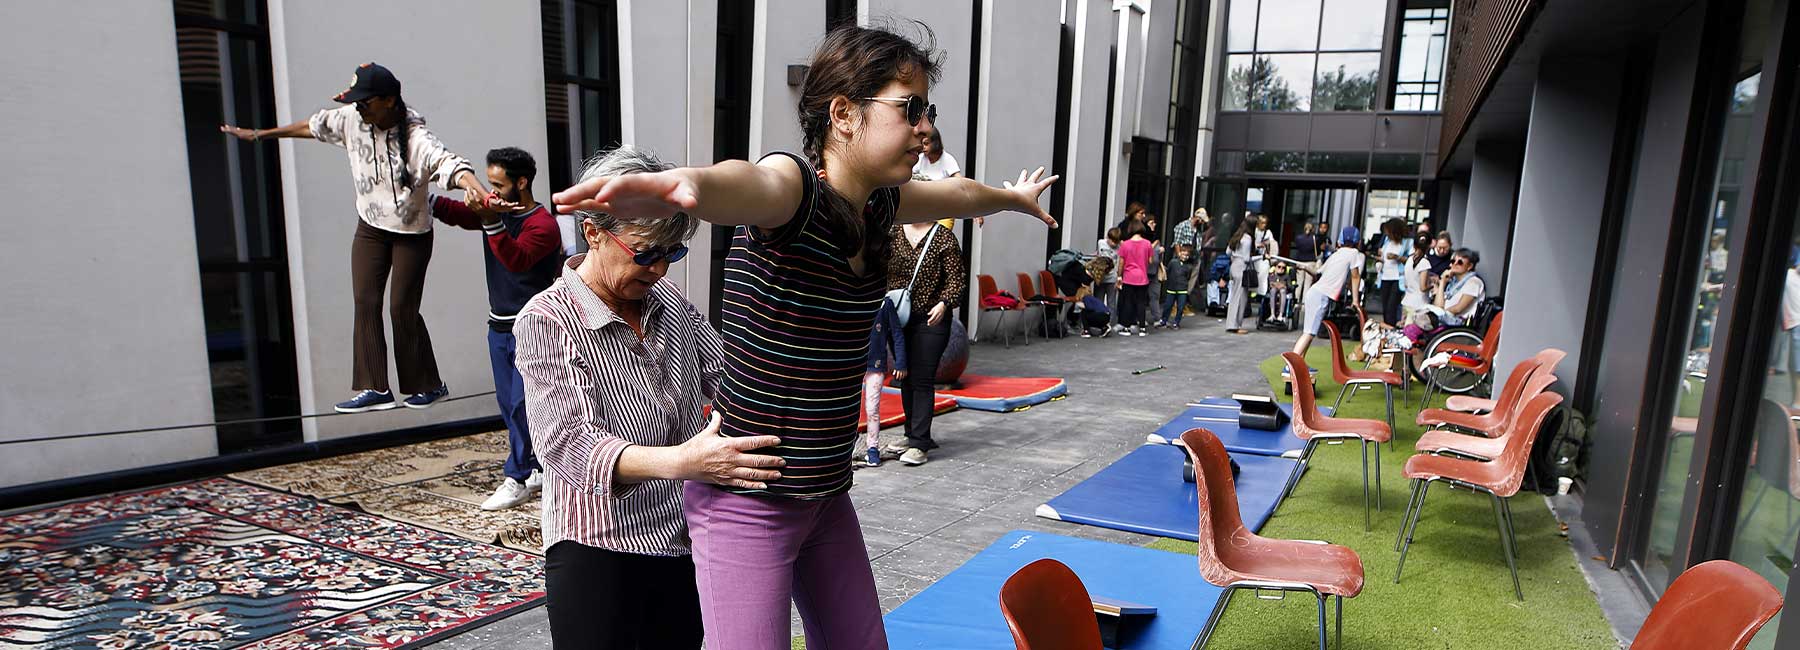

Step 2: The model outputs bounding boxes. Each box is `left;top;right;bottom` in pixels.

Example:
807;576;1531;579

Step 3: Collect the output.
1204;254;1231;317
1256;261;1299;331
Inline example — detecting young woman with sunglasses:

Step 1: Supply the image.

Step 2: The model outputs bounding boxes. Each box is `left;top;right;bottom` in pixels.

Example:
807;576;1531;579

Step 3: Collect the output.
553;24;1058;649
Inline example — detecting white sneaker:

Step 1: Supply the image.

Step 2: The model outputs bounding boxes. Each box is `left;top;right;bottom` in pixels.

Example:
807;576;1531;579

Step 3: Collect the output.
523;469;543;492
1137;326;1148;337
900;448;929;466
880;442;912;460
481;478;532;511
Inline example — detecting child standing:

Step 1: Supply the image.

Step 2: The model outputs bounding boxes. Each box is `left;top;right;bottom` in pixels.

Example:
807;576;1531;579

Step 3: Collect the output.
1159;244;1198;329
861;299;908;467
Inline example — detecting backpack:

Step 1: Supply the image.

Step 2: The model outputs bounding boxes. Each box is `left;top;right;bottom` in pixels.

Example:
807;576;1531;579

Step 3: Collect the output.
1528;404;1588;495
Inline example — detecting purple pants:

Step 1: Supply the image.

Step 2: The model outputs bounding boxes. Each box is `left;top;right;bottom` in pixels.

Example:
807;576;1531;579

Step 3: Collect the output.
683;482;887;650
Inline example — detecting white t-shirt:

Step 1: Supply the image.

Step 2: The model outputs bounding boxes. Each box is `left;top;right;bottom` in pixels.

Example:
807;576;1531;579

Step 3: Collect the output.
913;152;962;180
1402;257;1431;309
1379;238;1409;281
1448;274;1486;320
1308;247;1366;301
1783;268;1800;330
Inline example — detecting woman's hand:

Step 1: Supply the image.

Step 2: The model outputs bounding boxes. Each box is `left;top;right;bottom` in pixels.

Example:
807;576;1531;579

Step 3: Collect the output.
1003;167;1061;227
220;125;257;141
893;369;909;381
554;170;698;218
674;412;785;489
926;301;949;327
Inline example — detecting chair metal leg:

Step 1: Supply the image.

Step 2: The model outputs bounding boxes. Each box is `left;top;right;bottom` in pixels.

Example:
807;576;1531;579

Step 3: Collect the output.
1192;585;1239;649
1316;593;1328;650
1396;479;1422;551
1384;384;1396;451
1335;595;1343;649
1394;480;1431;583
1492;493;1524;600
1022;309;1032;345
1374;441;1383;512
1333;384;1351;414
1283;440;1319;500
1361;440;1371;531
1501;497;1519;559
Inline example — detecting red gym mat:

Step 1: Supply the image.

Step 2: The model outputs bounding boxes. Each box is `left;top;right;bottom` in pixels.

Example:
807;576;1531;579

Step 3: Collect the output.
885;375;1068;412
862;391;958;429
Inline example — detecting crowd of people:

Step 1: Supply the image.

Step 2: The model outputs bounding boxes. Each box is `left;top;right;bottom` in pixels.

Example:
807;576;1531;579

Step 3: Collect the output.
219;19;1498;649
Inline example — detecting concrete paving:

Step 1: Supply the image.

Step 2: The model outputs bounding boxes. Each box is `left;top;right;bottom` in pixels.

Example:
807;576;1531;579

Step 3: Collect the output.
432;318;1295;648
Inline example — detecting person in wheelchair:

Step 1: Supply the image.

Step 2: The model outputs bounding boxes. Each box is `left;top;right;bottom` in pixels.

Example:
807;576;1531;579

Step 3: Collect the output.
1402;248;1486;367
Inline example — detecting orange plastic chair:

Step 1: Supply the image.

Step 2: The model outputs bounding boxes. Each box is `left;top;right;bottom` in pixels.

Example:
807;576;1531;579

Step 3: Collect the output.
998;559;1105;650
1282;351;1394;530
1421;311;1504;409
1415;372;1557;461
1017;272;1056;342
1039;269;1073;337
1394;391;1562;600
978;274;1022;348
1438;348;1563;415
1182;427;1364;650
1324;320;1403;443
1417;349;1564;433
1629;560;1783;649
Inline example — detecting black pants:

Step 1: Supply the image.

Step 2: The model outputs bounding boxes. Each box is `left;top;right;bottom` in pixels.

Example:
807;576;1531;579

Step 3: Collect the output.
350;220;441;393
1118;284;1151;328
545;541;702;649
901;316;951;450
1380;279;1402;325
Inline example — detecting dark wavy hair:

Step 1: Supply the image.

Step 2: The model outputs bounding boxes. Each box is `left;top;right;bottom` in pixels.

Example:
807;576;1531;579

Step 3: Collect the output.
486;147;537;187
798;23;942;274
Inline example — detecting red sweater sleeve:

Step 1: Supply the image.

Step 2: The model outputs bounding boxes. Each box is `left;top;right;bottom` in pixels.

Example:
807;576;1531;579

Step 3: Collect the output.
430;195;486;231
487;208;561;273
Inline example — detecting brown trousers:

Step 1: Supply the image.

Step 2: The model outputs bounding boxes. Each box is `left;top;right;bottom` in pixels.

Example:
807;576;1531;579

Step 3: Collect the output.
350;220;441;394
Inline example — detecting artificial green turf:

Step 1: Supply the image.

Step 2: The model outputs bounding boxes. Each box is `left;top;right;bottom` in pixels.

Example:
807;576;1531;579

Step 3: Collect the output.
1141;344;1618;649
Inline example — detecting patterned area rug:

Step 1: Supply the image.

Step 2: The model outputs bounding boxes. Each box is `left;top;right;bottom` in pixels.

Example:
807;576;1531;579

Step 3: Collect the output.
232;431;543;554
0;478;543;649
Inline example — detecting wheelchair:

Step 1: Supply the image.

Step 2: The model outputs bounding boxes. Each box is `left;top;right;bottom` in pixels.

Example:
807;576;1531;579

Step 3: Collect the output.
1411;298;1504;396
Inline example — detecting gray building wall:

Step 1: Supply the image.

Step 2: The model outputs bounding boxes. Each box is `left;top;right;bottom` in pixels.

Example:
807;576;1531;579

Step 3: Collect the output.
1061;0;1117;252
866;0;976;179
0;2;219;487
967;0;1063;338
1493;58;1624;392
1462;139;1523;294
1446;175;1471;240
751;0;824;161
1103;5;1148;226
268;0;551;441
621;0;717;311
1136;0;1177;141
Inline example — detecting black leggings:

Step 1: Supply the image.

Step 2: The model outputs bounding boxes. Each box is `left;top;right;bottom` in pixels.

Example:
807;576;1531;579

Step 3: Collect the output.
901;316;952;450
545;541;703;649
1118;284;1151;327
1381;280;1402;325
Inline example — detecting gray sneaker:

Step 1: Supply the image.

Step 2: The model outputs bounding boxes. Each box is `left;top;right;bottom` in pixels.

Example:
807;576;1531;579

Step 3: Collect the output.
900;448;929;466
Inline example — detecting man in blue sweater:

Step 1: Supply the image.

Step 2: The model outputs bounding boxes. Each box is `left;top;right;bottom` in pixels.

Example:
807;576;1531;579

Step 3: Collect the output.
431;147;564;510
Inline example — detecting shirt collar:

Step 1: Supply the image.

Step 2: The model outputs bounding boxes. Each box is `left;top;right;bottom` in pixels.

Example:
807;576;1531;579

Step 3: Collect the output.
562;254;669;331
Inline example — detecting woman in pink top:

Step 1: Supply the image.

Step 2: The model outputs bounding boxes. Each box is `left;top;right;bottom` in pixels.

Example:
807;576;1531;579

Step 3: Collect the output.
1116;220;1157;336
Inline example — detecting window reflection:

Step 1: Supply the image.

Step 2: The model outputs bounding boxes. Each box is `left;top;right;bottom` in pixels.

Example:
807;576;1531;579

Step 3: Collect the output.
1255;0;1322;51
1254;53;1314;111
1228;0;1259;52
1393;6;1448;111
1315;52;1379;110
1320;0;1385;50
1225;54;1256;110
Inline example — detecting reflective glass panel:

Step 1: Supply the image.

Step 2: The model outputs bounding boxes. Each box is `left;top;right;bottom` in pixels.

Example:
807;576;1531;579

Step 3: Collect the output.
1318;0;1384;50
1229;0;1259;52
1225;54;1256;110
1255;0;1321;51
1314;52;1380;111
1253;53;1314;111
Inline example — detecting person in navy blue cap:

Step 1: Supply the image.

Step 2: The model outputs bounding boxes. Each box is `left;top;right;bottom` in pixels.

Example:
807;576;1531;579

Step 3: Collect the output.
222;62;493;413
1291;225;1367;357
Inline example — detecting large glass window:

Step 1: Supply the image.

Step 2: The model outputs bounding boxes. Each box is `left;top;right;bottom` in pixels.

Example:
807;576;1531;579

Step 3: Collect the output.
1641;0;1774;604
1392;5;1449;111
1224;0;1385;112
173;0;301;453
542;0;622;196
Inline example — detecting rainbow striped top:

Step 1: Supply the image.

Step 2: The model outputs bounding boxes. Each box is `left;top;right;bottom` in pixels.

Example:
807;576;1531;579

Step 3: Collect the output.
715;152;898;499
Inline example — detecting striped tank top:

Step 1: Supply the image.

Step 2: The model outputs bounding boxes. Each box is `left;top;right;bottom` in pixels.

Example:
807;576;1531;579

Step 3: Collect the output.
715;152;897;499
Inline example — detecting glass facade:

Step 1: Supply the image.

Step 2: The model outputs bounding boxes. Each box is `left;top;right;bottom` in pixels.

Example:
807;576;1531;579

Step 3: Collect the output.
1223;0;1385;112
542;0;622;199
1393;5;1449;111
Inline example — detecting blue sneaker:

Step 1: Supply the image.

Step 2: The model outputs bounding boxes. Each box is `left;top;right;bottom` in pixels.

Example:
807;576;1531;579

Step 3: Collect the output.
335;390;396;413
867;447;882;467
403;384;450;409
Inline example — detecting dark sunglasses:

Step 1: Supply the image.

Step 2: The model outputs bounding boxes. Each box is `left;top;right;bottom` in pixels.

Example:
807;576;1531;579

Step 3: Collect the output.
604;229;688;266
861;95;938;126
1451;258;1471;267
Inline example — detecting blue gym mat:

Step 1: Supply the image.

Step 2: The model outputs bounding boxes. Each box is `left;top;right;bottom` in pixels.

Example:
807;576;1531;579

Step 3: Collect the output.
1145;397;1330;457
1036;444;1297;539
884;530;1222;649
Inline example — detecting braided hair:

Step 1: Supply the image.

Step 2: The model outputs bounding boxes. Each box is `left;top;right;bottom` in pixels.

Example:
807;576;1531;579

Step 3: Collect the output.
391;95;414;189
796;23;941;275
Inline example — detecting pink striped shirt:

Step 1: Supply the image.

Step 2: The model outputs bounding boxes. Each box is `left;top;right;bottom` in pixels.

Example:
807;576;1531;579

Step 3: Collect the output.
514;255;723;556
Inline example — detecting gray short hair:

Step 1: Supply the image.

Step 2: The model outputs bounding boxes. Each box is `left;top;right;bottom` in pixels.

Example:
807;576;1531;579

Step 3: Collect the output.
575;145;699;247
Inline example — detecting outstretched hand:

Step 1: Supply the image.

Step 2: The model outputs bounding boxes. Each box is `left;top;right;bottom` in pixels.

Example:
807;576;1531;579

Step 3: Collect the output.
1003;167;1061;228
553;171;697;218
220;125;256;141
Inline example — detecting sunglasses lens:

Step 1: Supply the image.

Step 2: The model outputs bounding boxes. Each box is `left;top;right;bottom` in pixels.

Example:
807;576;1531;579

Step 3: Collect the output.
666;246;689;264
924;104;937;125
906;97;924;125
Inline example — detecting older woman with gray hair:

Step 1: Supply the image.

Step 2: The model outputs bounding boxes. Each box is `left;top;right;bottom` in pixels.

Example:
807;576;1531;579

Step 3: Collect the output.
514;145;785;649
